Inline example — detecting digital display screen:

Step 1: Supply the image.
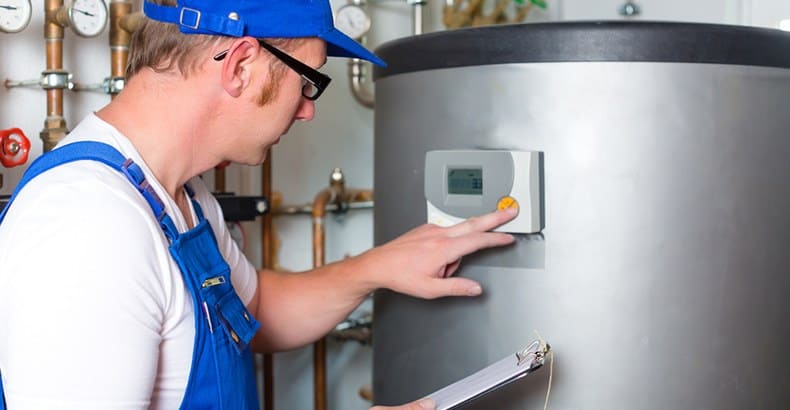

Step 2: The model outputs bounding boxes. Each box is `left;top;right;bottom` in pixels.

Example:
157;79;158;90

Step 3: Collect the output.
447;168;483;195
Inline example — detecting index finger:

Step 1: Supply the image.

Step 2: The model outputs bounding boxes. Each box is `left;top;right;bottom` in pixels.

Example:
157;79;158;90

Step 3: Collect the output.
445;207;518;238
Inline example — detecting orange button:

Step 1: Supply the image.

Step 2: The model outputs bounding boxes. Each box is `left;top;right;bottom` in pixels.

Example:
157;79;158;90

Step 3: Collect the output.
497;196;519;212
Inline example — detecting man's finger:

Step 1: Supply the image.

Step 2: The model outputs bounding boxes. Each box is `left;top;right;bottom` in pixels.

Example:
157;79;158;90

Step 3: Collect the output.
445;208;517;238
443;231;515;263
425;277;482;299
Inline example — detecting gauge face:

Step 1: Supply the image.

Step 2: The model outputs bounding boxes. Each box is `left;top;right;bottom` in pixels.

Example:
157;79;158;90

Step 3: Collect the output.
68;0;107;37
335;4;370;40
0;0;32;33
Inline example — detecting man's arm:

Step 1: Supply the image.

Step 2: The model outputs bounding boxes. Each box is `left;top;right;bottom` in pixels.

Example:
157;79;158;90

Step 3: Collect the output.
248;208;516;352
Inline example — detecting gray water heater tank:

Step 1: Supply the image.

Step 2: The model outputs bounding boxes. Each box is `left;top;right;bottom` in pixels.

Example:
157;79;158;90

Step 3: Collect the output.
371;22;790;409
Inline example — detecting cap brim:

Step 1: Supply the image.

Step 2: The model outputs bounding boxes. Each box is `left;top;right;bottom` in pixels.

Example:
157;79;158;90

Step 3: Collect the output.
319;29;387;67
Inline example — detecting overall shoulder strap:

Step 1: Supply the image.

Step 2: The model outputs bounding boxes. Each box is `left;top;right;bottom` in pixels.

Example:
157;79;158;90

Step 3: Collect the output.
0;141;178;240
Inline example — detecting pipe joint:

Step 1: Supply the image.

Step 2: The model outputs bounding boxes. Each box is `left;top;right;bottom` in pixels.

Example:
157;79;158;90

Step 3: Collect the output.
330;167;345;189
110;2;137;47
348;59;375;108
329;313;372;344
40;116;68;152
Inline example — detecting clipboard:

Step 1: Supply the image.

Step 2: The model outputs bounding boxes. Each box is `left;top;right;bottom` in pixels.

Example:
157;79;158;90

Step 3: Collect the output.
426;340;550;410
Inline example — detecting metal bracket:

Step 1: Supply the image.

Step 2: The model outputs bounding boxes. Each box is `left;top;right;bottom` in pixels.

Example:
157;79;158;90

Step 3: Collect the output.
4;70;74;90
39;70;73;90
105;76;125;94
72;76;126;94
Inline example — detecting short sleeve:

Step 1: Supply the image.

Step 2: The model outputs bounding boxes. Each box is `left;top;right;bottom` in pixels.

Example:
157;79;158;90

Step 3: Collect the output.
0;168;173;409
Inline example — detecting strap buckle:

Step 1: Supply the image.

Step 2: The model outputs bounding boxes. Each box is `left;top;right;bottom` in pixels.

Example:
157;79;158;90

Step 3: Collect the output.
179;7;201;30
121;158;166;222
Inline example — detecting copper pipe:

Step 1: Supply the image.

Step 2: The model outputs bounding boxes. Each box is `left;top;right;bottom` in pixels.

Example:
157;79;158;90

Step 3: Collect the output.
41;0;67;152
273;199;373;215
310;170;373;410
312;187;335;410
311;169;346;410
214;167;226;192
109;0;134;99
261;152;275;410
358;385;373;403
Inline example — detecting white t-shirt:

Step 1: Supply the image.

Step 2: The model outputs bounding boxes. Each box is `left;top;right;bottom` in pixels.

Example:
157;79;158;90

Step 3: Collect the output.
0;113;257;409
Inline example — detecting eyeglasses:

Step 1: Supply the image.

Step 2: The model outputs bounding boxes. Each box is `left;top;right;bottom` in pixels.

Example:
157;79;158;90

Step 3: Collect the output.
213;40;332;101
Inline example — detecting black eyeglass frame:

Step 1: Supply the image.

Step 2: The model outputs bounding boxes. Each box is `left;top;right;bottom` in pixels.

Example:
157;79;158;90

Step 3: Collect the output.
213;40;332;101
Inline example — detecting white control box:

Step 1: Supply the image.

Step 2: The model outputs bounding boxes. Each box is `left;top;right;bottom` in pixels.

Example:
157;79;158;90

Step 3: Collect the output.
425;150;544;234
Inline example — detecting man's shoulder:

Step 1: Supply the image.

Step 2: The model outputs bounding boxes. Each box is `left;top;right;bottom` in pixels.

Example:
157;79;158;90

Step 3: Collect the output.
2;160;159;238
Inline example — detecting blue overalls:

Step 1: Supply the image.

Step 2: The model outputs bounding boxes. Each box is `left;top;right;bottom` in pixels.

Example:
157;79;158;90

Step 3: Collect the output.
0;141;260;409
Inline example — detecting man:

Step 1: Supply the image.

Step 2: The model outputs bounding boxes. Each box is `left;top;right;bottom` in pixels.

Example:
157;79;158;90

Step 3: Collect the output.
0;0;516;409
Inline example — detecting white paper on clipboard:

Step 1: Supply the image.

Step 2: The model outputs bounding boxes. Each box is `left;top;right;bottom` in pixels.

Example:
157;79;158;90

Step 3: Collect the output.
426;340;549;410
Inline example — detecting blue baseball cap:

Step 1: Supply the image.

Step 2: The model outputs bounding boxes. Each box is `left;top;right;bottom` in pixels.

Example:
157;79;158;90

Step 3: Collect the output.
143;0;386;67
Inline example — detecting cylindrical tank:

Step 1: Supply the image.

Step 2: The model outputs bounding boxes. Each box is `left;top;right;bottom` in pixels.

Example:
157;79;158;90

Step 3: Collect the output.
372;22;790;409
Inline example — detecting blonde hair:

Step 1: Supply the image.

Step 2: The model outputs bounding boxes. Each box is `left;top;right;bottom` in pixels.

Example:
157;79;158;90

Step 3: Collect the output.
127;0;304;105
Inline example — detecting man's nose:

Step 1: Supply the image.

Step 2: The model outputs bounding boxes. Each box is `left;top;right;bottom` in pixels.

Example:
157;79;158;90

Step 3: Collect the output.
294;98;315;122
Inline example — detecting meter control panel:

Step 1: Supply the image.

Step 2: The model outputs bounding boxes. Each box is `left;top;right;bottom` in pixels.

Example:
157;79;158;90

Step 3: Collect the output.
425;150;544;234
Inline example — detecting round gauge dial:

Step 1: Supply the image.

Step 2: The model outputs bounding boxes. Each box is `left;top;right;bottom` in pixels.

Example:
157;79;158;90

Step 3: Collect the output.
0;0;32;33
335;4;370;40
67;0;107;37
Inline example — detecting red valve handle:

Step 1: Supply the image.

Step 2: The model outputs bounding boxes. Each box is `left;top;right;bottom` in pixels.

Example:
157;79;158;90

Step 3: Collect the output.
0;128;31;168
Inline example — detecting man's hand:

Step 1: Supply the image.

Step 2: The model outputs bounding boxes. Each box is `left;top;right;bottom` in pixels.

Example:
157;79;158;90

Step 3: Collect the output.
370;397;435;410
358;208;517;299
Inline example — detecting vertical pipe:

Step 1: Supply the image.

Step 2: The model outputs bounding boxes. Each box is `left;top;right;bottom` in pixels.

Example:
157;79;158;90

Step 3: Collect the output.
109;0;133;99
412;0;426;35
42;0;67;152
261;153;275;410
349;59;374;109
310;169;345;410
311;190;331;410
347;0;374;108
215;167;226;193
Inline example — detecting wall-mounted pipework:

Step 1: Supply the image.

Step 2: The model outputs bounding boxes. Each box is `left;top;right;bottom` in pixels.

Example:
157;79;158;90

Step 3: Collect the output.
260;153;275;410
336;1;375;108
329;312;372;345
109;1;138;79
73;0;140;96
4;0;109;151
443;0;546;29
73;1;140;95
408;0;426;35
41;0;69;152
338;0;434;108
310;168;374;410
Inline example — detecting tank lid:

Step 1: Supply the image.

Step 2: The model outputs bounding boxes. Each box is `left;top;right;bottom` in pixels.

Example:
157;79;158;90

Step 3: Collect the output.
373;21;790;79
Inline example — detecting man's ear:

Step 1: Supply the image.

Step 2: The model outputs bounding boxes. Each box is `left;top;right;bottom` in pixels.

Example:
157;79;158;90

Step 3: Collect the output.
218;37;261;98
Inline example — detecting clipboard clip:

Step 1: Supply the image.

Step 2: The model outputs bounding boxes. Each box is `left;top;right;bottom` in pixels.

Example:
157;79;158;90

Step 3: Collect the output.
427;339;552;410
515;339;550;368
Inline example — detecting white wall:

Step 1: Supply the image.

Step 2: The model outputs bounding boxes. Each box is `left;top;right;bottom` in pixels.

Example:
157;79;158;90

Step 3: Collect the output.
2;1;790;409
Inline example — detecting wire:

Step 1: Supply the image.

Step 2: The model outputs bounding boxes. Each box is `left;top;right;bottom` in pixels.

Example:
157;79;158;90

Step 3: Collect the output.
534;330;553;410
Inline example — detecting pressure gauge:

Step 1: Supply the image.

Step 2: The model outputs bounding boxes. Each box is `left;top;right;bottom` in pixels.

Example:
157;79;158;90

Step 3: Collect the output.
335;4;370;40
0;0;32;33
66;0;107;37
